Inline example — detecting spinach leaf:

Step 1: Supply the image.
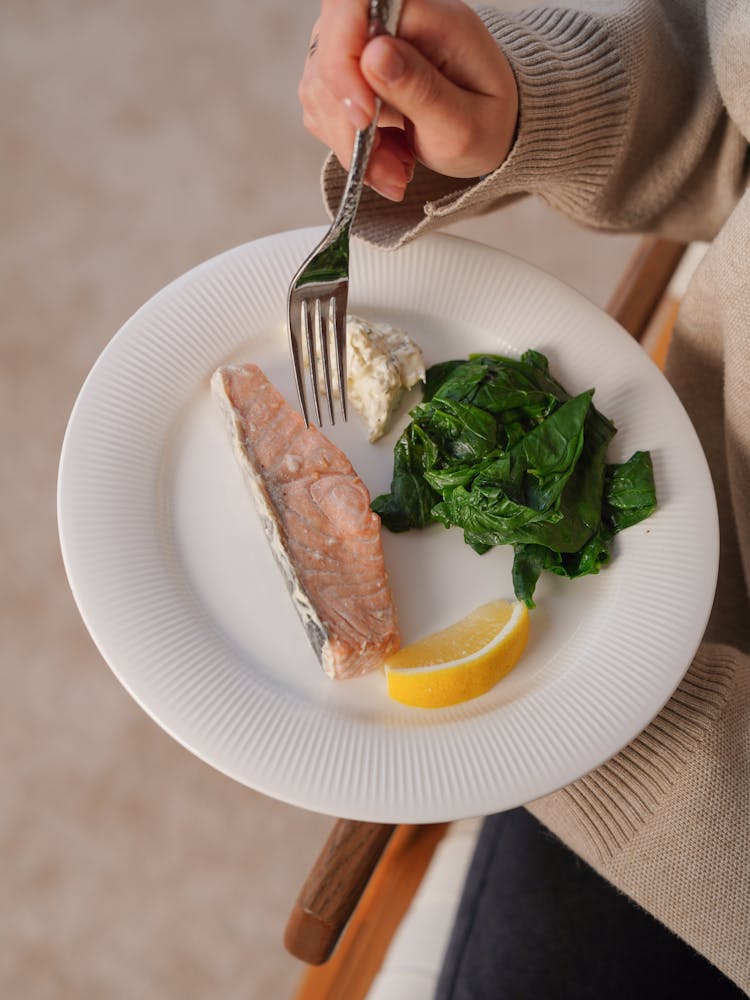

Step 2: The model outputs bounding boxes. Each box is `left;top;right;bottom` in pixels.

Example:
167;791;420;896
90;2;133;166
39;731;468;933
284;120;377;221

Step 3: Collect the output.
603;451;657;532
371;423;440;531
512;390;592;509
432;481;560;549
511;544;561;609
470;352;570;402
560;525;612;577
516;399;615;553
372;351;656;607
423;360;468;402
410;398;498;463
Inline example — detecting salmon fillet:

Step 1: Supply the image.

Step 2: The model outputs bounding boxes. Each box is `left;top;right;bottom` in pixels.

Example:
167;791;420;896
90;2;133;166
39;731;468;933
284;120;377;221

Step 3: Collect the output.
212;363;400;679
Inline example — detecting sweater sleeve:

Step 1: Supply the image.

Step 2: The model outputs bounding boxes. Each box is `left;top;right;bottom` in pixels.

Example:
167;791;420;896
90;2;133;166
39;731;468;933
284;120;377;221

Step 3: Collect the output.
526;643;750;993
321;1;748;249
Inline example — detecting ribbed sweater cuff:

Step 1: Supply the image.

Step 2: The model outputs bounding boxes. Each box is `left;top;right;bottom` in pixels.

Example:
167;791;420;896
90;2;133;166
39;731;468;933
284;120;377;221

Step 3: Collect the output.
477;6;629;216
321;6;629;249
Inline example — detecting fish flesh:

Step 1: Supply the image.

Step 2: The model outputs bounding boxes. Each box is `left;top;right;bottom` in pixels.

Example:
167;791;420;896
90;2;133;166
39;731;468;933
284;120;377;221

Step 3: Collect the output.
212;363;401;679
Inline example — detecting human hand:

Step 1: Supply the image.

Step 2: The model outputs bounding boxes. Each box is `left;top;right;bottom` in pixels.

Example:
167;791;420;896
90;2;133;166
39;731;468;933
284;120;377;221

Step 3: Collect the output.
299;0;519;201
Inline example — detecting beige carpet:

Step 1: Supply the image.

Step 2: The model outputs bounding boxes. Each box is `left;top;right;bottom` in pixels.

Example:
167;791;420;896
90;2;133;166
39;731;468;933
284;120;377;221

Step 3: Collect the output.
1;2;638;997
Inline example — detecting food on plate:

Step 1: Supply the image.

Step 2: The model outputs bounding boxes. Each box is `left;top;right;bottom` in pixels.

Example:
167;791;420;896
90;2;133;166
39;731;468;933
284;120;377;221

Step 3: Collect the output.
212;363;400;679
309;315;425;441
346;316;425;442
372;350;657;607
384;599;529;708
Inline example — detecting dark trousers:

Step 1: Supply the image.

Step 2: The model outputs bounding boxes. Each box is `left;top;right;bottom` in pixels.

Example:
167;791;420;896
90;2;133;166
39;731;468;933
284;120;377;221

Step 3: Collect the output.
436;808;746;1000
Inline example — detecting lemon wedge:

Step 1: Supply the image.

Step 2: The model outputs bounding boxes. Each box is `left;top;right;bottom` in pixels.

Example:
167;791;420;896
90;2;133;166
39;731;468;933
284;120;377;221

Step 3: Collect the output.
384;599;530;708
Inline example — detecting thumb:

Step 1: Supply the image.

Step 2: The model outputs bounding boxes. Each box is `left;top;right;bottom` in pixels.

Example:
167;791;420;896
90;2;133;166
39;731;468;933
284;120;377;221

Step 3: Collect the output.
361;34;493;178
360;35;512;177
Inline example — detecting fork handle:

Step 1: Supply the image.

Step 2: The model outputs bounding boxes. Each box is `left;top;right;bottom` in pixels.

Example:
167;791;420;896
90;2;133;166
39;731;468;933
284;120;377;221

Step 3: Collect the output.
368;0;404;37
329;0;404;237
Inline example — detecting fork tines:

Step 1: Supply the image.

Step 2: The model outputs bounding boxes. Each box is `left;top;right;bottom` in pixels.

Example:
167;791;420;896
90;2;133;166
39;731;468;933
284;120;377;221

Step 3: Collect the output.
289;283;348;428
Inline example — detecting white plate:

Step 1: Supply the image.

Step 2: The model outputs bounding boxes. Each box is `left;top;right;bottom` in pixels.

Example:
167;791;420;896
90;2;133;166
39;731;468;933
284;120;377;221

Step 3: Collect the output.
58;227;718;822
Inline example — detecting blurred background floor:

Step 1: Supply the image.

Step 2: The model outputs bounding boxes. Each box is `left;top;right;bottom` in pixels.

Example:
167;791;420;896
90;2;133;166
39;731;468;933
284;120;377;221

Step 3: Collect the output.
0;2;639;998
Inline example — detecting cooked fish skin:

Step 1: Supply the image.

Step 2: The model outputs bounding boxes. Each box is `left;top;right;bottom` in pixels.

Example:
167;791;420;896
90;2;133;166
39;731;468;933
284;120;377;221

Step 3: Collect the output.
211;363;401;679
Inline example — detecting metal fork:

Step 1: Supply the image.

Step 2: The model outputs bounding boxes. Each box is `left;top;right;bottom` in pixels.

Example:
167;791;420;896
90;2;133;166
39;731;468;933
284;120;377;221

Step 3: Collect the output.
287;0;404;426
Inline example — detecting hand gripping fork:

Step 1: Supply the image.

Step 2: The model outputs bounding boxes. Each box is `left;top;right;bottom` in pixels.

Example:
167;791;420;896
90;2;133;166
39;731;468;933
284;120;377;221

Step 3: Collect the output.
287;0;404;426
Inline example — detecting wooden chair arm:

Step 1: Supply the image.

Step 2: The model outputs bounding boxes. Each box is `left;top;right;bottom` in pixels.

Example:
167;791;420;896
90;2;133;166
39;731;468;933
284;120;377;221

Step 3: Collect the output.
284;235;687;974
284;820;397;965
605;235;685;340
291;823;450;1000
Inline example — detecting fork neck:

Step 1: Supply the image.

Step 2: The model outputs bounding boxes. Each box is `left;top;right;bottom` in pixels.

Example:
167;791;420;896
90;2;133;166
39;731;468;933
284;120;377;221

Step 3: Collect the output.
329;101;382;240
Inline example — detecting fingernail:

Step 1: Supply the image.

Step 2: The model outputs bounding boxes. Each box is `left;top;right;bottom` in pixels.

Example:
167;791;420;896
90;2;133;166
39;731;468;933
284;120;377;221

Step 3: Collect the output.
343;97;372;131
400;155;416;183
368;37;405;83
371;182;406;202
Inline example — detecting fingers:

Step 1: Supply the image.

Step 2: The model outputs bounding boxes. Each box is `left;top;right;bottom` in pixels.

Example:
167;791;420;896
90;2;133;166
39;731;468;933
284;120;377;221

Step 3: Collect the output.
394;0;514;99
316;0;377;131
300;62;415;199
362;37;472;168
299;0;518;193
370;129;417;200
359;35;477;177
300;8;416;200
360;8;518;178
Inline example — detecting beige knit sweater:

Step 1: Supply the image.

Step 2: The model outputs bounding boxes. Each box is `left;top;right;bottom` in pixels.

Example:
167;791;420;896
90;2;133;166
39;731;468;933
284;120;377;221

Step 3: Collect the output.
322;0;750;990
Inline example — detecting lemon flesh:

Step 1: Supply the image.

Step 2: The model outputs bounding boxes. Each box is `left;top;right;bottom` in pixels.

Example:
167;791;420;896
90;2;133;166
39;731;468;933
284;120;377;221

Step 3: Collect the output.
384;599;530;708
